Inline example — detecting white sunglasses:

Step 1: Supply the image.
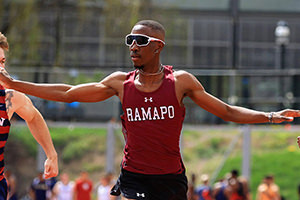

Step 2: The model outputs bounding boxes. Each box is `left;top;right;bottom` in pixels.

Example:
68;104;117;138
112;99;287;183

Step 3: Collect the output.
125;34;165;47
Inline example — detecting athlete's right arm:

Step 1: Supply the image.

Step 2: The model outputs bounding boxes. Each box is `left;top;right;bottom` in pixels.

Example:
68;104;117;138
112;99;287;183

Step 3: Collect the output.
0;68;126;103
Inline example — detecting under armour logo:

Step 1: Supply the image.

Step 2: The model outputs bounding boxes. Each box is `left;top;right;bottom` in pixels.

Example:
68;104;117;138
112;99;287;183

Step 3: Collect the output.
144;97;153;102
137;192;145;197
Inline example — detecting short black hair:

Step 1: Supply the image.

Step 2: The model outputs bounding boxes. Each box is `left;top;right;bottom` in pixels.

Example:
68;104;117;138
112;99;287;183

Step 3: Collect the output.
231;169;239;176
135;20;165;35
265;175;273;180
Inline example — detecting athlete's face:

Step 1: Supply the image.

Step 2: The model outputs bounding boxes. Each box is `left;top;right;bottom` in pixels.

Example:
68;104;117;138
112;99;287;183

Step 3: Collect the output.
0;48;6;69
128;25;164;69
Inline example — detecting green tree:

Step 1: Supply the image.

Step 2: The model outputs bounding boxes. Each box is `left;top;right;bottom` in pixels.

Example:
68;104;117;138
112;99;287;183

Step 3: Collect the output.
103;0;159;37
0;0;42;66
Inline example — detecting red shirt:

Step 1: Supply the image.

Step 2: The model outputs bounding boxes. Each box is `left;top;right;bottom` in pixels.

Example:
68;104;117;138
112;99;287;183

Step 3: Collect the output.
0;85;10;181
121;65;185;175
74;179;93;200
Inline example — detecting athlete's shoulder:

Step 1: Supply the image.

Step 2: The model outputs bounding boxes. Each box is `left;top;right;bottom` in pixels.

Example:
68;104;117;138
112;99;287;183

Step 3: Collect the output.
5;89;24;102
107;71;128;80
5;89;29;101
101;71;127;85
173;70;204;93
173;70;196;81
5;89;33;114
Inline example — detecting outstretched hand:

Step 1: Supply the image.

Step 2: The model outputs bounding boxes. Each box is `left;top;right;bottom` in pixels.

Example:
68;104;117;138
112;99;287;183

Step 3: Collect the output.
43;156;59;179
272;109;300;123
0;68;14;88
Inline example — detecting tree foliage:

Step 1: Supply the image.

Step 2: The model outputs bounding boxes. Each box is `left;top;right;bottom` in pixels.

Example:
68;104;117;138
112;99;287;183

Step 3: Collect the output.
103;0;161;36
0;0;168;68
0;0;42;66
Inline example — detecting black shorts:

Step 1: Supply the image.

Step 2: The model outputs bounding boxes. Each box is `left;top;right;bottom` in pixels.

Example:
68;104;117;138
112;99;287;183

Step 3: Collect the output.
111;169;188;200
0;178;7;200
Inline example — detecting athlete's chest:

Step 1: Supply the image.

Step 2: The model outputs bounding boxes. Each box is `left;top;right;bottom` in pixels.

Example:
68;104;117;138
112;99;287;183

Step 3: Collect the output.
123;83;180;122
133;79;163;93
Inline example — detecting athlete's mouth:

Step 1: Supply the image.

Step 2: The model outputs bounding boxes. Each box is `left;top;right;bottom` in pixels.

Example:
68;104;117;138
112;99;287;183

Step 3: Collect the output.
131;54;140;58
131;54;141;61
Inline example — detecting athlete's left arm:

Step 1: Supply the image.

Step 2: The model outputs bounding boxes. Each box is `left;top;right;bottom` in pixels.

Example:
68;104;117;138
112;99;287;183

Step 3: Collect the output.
6;90;58;179
174;71;300;124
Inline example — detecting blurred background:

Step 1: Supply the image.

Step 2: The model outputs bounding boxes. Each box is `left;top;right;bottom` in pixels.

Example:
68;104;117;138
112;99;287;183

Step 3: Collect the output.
2;0;300;124
1;0;300;199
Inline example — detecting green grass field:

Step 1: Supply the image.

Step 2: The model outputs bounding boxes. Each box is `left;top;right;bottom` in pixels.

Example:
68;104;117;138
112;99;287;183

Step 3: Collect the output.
7;123;300;199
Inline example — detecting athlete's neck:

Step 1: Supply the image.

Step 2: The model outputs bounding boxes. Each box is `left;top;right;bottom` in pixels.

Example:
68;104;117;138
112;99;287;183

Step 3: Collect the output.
136;65;164;86
138;64;163;76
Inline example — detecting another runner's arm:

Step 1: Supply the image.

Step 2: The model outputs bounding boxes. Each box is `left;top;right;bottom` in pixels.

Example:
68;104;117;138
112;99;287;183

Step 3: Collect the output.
176;71;300;123
0;68;125;103
8;90;58;179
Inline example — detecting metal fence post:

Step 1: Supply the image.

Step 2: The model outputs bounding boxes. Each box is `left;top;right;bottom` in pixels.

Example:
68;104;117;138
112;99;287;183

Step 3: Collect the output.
210;130;242;185
106;119;116;173
241;125;251;180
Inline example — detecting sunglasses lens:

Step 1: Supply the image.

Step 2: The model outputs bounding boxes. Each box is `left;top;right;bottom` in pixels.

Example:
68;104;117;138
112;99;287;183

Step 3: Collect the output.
135;36;149;46
126;35;134;46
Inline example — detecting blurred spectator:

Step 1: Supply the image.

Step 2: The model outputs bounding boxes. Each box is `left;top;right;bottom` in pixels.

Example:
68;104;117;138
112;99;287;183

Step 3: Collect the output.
226;169;250;200
30;172;51;200
256;175;280;200
52;172;74;200
46;177;57;200
187;173;197;200
212;178;228;200
5;170;18;200
73;171;93;200
97;174;113;200
195;174;212;200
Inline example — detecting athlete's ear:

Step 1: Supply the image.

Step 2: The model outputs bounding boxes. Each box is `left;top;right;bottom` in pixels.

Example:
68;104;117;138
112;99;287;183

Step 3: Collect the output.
154;43;164;54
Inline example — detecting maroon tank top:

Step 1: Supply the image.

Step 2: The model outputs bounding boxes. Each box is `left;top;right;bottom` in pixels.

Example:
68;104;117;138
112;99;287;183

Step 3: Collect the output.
121;65;185;174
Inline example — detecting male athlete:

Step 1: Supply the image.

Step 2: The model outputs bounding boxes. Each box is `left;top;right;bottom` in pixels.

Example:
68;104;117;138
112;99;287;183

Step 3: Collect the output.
0;20;299;200
0;32;58;199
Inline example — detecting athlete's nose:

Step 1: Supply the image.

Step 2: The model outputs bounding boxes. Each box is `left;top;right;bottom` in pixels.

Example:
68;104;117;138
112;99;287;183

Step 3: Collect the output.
130;40;140;51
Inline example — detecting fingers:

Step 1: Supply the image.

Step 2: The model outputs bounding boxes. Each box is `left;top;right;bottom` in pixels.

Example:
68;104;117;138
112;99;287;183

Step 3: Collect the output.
44;167;58;179
272;112;293;123
43;165;53;179
281;109;300;117
43;159;59;179
0;68;13;88
281;116;293;122
273;109;300;123
288;110;300;117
